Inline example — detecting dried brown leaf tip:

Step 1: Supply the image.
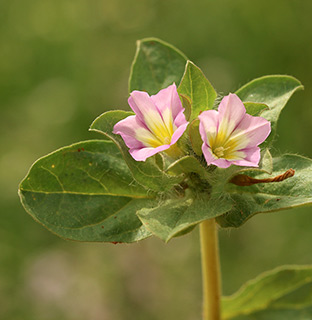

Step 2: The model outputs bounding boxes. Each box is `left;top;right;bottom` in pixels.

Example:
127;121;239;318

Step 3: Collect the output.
230;169;295;187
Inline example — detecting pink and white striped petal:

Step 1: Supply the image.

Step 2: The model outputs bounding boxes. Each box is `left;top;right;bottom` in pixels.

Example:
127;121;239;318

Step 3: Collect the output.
151;84;182;119
217;93;246;142
232;147;261;167
130;144;170;162
113;115;146;150
128;91;171;142
230;113;271;150
198;110;219;147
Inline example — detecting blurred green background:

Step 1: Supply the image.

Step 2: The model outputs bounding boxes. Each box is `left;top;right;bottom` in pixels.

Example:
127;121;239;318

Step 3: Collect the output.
1;0;312;319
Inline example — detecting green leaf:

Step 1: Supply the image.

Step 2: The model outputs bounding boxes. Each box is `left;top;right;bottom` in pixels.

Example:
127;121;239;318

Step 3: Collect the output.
217;154;312;228
259;149;273;175
236;75;303;147
166;155;209;178
179;94;192;121
189;119;203;156
19;140;158;243
129;38;188;95
222;265;312;320
178;61;217;121
137;191;233;242
90;110;184;192
243;102;269;116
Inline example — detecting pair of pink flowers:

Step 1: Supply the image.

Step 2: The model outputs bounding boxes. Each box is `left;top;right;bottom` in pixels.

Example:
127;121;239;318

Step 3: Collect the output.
113;84;271;168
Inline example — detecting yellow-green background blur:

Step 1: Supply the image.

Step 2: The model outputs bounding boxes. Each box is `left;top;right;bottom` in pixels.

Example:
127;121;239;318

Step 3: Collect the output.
1;1;312;319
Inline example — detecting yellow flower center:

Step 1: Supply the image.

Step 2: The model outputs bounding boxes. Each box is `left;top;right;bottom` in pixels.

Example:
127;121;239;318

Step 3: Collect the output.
208;125;248;160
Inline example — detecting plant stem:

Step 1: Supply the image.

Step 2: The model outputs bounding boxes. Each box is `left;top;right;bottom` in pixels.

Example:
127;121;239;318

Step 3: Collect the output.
200;218;222;320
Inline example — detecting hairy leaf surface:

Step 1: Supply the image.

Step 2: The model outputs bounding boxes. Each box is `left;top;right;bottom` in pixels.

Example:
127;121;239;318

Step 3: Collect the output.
137;191;232;242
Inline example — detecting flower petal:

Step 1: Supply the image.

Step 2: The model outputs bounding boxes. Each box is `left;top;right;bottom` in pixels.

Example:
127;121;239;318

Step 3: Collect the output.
151;83;183;120
217;93;246;142
151;84;187;137
113;115;161;148
128;91;171;140
198;110;219;146
201;143;217;165
232;147;261;167
113;115;145;149
211;158;232;168
230;113;271;150
170;121;189;145
130;144;170;161
173;109;189;128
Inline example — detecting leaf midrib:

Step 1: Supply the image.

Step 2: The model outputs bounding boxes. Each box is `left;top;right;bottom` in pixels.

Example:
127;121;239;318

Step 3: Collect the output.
20;188;154;199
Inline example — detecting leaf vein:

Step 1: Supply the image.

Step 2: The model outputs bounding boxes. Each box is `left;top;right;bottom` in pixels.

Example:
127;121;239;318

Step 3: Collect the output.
40;166;65;191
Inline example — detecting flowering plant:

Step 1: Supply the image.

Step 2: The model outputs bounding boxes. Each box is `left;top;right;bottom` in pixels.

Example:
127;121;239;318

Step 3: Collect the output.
19;38;312;320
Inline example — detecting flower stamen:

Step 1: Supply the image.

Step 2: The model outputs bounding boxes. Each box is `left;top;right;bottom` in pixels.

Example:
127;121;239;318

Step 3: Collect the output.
213;146;227;158
163;136;171;145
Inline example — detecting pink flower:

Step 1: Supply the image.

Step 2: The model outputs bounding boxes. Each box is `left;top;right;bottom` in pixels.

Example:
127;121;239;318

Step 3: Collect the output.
198;93;271;168
113;84;189;161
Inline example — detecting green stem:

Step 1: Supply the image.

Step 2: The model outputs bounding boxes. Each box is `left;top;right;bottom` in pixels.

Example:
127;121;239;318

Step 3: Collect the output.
200;219;222;320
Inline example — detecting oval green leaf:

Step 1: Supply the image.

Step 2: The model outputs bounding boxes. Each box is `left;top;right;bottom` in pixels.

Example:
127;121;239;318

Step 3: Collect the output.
129;38;187;95
178;61;217;121
18;140;157;243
